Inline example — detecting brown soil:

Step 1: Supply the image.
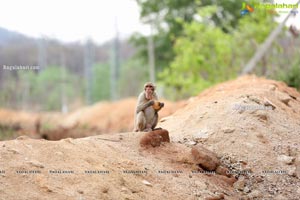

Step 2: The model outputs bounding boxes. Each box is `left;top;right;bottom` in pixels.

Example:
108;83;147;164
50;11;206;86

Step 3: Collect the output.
0;75;300;200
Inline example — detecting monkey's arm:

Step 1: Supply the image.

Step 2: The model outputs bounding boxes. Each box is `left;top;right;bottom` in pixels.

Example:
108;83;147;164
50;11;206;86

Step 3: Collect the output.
136;93;154;113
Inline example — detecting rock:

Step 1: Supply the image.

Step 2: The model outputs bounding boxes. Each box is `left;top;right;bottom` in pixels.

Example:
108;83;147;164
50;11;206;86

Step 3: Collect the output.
27;160;44;168
243;186;251;193
287;166;297;177
218;175;236;186
274;194;287;200
101;187;109;193
16;135;30;140
193;129;210;139
233;176;246;191
255;110;268;121
263;98;276;109
277;155;295;165
194;181;207;189
295;156;300;178
191;145;220;171
77;190;84;194
7;148;20;154
276;91;292;105
216;166;230;177
205;193;225;200
142;180;152;187
186;141;197;146
247;190;263;199
222;128;235;134
140;132;163;148
140;129;170;148
254;175;264;183
153;129;170;142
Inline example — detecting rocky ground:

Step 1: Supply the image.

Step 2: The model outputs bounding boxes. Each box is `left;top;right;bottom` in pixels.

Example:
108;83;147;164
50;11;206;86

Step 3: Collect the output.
0;75;300;200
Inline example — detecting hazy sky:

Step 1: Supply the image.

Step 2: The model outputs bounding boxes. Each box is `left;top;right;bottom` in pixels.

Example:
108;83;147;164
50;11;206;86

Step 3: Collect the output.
0;0;148;44
0;0;298;44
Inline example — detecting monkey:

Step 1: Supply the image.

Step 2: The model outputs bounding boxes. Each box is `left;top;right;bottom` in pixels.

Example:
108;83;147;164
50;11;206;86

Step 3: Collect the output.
134;82;164;132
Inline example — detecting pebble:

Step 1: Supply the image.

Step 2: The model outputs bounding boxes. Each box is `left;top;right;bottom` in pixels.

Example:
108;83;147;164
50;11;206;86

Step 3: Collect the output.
222;128;235;133
277;155;295;165
142;180;152;187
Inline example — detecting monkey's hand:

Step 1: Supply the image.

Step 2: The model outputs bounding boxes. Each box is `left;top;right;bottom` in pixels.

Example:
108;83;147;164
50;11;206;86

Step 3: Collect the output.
147;100;155;107
136;100;155;113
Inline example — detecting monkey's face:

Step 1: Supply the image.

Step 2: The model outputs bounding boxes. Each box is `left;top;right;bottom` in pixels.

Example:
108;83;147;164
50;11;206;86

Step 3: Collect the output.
145;86;154;99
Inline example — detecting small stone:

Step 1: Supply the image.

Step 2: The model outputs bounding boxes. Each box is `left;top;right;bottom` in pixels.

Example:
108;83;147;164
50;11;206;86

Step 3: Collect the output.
276;91;292;105
205;193;225;200
254;176;264;183
274;194;287;200
186;141;197;146
216;166;230;177
287;166;297;177
191;145;220;171
7;148;20;154
233;176;246;191
77;190;84;194
243;186;251;193
194;180;206;189
16;135;30;140
277;155;295;165
248;190;262;198
142;180;152;187
263;98;276;109
27;160;45;168
255;111;268;121
295;156;300;178
193;130;210;139
102;187;109;193
222;128;235;134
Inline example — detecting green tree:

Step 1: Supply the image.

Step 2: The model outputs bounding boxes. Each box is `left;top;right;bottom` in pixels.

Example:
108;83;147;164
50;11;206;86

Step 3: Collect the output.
32;66;78;111
132;0;245;71
117;58;149;97
91;63;111;102
159;2;278;99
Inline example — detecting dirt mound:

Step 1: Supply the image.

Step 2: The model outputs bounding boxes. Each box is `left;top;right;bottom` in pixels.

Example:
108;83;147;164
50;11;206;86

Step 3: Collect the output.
1;75;300;199
160;75;300;199
61;98;183;133
0;98;185;140
0;133;239;200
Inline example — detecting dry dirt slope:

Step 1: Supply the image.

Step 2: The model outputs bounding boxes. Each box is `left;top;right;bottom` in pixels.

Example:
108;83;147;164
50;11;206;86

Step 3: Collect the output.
159;75;300;199
0;75;300;200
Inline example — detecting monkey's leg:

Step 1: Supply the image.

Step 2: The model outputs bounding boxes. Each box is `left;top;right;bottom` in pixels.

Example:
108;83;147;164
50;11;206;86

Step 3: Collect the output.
135;112;146;131
151;112;159;130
